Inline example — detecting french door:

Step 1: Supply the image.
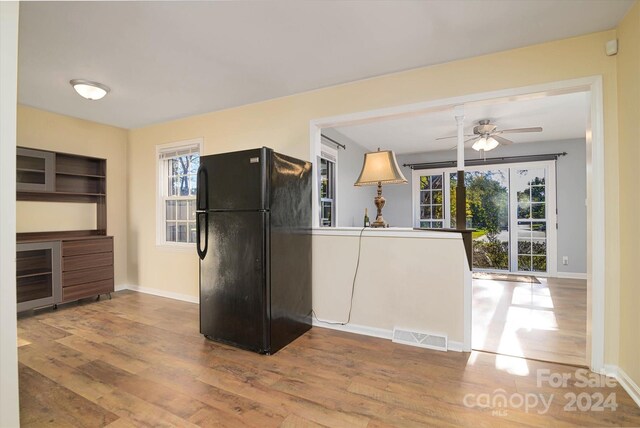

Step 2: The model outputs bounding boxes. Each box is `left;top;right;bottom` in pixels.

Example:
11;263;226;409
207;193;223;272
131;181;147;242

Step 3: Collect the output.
413;161;557;275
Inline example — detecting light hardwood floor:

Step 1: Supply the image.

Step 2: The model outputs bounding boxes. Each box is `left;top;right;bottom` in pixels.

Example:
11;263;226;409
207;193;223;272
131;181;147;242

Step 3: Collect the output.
473;277;587;366
18;290;639;427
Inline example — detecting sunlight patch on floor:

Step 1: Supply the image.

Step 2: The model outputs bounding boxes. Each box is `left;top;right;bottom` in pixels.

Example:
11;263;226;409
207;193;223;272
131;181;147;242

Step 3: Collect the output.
495;353;530;376
472;276;587;366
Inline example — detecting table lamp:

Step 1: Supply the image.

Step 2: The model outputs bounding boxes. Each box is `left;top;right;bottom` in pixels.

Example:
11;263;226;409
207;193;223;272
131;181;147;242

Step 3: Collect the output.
354;148;407;227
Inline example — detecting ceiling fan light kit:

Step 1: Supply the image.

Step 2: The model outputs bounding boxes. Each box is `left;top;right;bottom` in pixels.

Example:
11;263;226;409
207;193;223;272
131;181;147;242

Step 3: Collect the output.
438;119;543;152
472;136;499;152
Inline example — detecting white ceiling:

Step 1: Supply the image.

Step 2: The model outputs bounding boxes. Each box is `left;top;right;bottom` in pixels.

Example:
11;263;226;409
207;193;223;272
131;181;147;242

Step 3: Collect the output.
330;91;588;154
18;1;631;129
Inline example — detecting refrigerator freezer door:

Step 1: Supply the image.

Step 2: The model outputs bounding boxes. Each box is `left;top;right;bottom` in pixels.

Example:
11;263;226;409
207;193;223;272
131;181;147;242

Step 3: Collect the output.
198;148;270;211
200;211;269;353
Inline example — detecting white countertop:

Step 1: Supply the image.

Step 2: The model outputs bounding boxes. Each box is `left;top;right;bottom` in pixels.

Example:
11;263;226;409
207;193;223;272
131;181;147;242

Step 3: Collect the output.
311;227;462;239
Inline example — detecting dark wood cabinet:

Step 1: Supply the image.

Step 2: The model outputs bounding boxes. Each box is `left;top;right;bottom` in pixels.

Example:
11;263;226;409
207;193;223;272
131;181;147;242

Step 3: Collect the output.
16;147;107;234
16;147;113;312
61;237;114;303
16;241;61;312
16;236;114;312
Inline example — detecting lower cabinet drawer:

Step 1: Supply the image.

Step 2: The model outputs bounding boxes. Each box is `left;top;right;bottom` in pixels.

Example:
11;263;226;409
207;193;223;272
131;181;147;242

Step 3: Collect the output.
62;279;113;302
62;238;113;257
63;252;113;272
62;265;113;287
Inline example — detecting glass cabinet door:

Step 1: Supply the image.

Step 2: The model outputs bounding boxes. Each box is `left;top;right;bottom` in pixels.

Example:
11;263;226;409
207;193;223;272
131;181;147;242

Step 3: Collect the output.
16;148;55;192
16;241;61;312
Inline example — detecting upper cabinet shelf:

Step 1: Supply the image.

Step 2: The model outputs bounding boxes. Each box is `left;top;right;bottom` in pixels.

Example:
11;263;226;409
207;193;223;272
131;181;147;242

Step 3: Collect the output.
16;147;108;234
17;148;106;199
55;153;105;177
55;172;106;178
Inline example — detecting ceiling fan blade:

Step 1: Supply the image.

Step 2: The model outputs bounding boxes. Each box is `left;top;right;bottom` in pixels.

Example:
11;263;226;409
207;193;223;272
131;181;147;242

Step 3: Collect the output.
499;127;543;134
436;134;475;141
492;135;513;145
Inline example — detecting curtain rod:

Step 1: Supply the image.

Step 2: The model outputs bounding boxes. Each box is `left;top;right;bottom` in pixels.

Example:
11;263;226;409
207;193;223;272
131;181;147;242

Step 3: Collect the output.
403;152;568;170
321;134;346;150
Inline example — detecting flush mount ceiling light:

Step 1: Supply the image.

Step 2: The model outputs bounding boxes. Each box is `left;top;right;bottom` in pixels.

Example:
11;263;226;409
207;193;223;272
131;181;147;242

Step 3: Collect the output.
69;79;110;100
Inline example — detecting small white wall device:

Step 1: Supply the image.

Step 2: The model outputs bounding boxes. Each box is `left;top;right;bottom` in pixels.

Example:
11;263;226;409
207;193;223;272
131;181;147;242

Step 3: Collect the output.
606;39;618;56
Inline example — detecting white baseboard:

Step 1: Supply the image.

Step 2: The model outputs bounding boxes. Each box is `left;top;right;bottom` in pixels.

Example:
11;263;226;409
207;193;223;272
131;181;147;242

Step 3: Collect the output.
117;286;462;353
312;319;392;340
311;319;462;352
554;272;587;280
447;341;465;352
603;364;640;409
118;284;199;304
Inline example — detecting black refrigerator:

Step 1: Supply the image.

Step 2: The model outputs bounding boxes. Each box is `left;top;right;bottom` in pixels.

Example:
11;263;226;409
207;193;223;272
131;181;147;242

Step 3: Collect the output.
196;147;312;354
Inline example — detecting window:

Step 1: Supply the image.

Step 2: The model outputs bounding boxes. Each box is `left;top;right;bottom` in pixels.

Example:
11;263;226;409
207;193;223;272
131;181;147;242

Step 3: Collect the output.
319;145;337;227
157;139;201;246
418;173;444;229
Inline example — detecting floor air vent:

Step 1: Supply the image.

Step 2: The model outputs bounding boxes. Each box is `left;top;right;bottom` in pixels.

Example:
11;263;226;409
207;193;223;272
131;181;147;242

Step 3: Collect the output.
392;328;448;352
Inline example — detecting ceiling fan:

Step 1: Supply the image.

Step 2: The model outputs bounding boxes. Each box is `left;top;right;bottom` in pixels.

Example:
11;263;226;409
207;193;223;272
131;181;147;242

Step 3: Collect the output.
437;119;543;152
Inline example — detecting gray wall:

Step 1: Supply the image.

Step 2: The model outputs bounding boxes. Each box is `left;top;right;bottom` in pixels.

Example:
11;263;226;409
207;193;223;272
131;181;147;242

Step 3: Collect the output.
322;128;376;227
360;139;587;274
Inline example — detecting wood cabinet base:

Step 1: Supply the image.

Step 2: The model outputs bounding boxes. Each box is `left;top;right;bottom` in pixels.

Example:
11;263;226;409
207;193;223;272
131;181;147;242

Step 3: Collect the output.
61;236;114;304
62;278;113;302
16;236;114;312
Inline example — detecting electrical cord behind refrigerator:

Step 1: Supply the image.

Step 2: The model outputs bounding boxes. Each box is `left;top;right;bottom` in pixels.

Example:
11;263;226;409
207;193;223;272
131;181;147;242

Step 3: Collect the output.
312;226;366;326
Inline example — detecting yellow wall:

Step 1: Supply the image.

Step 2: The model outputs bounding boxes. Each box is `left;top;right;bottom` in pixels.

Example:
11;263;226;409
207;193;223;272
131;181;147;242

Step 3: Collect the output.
128;29;622;364
17;105;129;287
616;1;640;387
17;202;97;232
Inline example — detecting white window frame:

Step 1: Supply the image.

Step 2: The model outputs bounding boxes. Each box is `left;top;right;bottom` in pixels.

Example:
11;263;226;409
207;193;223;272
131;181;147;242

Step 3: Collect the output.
155;138;203;249
318;143;338;227
412;169;450;229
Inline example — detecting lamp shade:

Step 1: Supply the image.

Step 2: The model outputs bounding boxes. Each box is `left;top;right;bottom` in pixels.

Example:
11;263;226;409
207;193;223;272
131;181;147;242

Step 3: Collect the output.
354;149;407;186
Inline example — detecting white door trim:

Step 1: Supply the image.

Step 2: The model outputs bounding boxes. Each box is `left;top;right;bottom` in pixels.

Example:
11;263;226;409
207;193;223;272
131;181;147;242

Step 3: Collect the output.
0;2;21;426
507;160;558;277
309;75;605;372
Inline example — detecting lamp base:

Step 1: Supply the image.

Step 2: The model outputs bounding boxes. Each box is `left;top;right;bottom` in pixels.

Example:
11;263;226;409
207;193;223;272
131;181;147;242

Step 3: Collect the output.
371;217;387;228
371;183;387;228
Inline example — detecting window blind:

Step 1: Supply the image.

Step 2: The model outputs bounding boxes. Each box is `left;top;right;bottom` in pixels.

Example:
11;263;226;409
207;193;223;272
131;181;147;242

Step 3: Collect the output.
158;144;199;160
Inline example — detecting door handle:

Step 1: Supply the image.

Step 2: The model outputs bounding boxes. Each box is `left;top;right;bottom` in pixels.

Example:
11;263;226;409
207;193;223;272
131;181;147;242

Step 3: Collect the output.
197;166;208;211
196;212;208;260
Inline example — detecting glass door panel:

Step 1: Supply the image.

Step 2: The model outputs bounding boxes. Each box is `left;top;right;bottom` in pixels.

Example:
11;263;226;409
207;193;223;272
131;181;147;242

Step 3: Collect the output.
512;168;548;273
465;170;510;271
418;173;444;228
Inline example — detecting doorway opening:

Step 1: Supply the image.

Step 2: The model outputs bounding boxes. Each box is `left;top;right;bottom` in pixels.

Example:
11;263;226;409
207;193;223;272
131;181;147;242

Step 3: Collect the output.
411;156;585;366
310;77;601;370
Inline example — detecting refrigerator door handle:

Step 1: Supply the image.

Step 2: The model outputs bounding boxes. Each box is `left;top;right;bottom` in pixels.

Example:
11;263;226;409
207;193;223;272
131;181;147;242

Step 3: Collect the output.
197;165;208;211
196;212;208;260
